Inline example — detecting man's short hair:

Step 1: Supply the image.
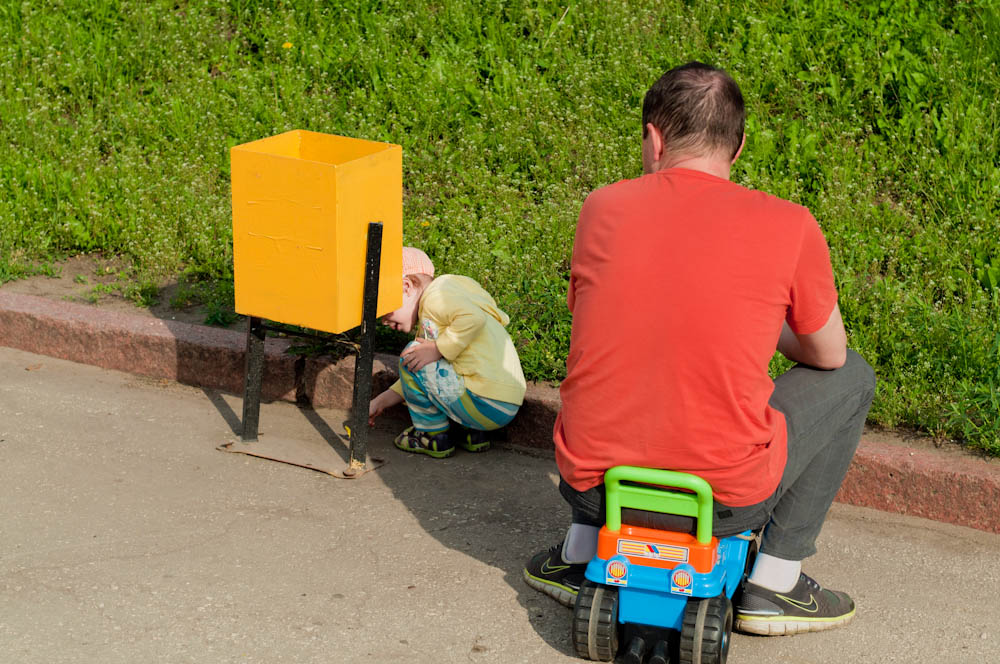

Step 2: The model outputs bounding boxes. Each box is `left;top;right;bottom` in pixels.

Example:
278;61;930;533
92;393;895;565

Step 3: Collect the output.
642;61;745;160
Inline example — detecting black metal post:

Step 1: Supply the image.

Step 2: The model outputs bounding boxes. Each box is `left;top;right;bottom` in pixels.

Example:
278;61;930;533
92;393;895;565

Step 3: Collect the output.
347;222;383;471
241;315;266;442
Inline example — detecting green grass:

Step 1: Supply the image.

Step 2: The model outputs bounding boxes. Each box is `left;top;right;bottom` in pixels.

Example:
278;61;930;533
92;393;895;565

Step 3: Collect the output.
1;0;998;454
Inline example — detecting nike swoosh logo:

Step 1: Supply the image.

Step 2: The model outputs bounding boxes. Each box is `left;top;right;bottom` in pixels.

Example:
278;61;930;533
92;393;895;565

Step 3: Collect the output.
776;592;819;613
540;558;570;575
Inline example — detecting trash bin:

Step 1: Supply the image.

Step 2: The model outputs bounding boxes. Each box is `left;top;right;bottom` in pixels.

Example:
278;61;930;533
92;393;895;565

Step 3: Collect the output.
231;129;402;333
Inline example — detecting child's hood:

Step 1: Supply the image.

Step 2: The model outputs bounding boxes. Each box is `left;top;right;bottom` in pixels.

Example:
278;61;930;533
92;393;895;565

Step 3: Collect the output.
422;274;510;327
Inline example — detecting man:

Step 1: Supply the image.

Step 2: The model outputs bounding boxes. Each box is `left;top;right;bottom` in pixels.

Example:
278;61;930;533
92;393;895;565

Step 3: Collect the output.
523;61;875;636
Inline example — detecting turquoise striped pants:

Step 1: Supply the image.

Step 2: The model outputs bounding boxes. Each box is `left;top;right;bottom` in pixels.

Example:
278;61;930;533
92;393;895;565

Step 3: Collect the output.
398;343;519;435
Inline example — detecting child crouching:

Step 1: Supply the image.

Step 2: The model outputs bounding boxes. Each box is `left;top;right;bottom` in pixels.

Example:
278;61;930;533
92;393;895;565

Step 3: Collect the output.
368;247;526;457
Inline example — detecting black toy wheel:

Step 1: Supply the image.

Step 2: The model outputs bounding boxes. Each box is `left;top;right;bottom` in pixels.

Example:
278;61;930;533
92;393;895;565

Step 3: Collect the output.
742;528;762;582
734;528;762;609
572;580;620;661
679;594;733;664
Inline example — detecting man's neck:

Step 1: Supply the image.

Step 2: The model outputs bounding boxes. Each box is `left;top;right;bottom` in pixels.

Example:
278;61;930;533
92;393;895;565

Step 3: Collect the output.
659;154;732;180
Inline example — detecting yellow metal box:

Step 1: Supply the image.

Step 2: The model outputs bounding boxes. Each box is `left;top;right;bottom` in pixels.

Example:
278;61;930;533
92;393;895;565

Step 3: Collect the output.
231;130;402;333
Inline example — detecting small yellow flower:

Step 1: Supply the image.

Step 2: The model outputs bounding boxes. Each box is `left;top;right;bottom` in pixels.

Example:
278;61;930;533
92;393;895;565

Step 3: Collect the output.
421;221;430;227
282;42;293;49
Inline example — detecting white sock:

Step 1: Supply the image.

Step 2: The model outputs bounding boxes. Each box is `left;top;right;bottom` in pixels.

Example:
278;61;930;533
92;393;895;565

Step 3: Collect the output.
561;524;599;564
748;553;801;592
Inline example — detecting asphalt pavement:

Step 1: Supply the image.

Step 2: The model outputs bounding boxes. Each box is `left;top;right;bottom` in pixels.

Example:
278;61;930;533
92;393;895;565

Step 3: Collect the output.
2;346;998;664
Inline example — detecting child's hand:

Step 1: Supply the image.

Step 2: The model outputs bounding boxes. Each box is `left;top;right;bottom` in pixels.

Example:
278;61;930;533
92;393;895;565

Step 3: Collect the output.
368;389;404;426
368;399;384;426
401;337;443;372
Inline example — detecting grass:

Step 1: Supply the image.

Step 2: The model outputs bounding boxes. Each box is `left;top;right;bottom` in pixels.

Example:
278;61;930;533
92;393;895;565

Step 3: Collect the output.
1;0;998;454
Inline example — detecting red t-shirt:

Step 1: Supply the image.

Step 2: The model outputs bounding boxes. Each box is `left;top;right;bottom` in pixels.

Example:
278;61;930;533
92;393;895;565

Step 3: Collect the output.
554;168;838;506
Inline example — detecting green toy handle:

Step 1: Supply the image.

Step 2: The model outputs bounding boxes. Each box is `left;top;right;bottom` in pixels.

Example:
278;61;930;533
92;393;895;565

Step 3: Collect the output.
604;466;714;545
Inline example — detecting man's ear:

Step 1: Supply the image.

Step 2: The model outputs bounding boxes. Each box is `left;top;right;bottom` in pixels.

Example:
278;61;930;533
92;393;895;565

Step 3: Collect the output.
646;122;664;162
731;133;746;164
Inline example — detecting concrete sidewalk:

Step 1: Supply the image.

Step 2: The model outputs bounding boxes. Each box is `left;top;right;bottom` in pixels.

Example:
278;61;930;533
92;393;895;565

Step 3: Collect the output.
2;346;998;663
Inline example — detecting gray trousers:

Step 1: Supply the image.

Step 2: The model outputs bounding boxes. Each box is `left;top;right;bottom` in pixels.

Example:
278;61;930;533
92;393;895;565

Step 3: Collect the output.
561;349;876;561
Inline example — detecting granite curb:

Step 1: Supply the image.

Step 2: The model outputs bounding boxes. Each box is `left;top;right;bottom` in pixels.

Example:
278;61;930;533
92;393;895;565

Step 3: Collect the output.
2;290;998;535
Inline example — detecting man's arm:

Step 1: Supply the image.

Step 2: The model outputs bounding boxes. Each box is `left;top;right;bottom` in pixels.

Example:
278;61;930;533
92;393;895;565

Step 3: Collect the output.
777;303;847;369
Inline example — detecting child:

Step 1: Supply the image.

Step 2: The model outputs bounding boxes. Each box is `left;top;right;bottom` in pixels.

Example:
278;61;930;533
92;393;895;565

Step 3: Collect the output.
368;247;526;457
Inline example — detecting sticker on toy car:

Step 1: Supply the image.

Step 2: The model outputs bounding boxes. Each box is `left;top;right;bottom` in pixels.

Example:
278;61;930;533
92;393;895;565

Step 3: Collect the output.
606;560;628;586
671;568;693;595
618;539;689;563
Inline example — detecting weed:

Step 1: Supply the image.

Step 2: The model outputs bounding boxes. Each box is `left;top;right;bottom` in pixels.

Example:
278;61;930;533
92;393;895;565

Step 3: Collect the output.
168;268;240;327
84;282;118;303
204;303;241;328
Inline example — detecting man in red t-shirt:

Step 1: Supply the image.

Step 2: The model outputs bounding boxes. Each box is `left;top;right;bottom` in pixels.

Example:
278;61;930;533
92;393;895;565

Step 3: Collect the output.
524;62;875;636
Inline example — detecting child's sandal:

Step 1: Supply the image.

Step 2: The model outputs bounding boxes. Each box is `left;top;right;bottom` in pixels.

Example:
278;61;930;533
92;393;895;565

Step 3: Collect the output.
394;426;455;458
460;429;491;453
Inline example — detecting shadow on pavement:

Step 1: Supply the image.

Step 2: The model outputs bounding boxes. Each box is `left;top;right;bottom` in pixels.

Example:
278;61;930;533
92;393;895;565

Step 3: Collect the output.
199;383;578;658
361;413;579;659
203;388;243;436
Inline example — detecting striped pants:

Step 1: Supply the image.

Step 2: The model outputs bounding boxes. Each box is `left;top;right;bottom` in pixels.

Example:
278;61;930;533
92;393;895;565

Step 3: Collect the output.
397;343;519;435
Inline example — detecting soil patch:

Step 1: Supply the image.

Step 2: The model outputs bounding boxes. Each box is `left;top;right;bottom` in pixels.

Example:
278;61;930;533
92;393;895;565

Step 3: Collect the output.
863;424;1000;467
0;254;241;330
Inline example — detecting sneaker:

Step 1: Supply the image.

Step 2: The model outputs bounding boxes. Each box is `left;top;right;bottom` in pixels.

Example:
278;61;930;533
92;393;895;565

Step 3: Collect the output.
735;573;856;636
394;427;455;459
459;428;491;453
523;543;587;608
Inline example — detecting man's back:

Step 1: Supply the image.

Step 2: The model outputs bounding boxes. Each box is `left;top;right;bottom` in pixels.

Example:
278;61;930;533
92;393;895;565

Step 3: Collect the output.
554;167;837;506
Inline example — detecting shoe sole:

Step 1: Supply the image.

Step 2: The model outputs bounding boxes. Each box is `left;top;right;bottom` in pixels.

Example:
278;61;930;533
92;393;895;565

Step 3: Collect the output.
735;608;855;636
523;569;577;608
459;441;491;453
394;442;455;459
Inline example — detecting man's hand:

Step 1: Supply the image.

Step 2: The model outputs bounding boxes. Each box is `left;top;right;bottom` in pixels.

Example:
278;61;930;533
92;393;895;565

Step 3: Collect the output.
401;337;443;372
369;389;404;426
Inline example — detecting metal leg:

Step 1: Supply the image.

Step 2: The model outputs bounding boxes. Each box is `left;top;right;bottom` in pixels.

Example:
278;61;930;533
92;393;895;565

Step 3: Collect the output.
241;316;266;442
346;222;383;473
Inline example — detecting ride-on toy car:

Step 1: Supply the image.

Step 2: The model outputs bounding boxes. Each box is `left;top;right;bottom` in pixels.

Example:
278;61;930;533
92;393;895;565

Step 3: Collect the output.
572;466;756;664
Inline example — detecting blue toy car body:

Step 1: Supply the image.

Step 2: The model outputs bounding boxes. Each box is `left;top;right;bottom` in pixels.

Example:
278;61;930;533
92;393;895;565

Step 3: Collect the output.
572;466;755;664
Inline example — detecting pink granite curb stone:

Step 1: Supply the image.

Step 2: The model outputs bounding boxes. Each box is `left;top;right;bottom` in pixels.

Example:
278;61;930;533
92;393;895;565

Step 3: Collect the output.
0;291;397;409
2;290;999;535
836;440;1000;534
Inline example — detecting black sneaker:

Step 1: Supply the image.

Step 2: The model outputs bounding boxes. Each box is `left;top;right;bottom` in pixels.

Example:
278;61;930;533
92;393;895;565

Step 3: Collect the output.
523;543;587;608
735;573;856;636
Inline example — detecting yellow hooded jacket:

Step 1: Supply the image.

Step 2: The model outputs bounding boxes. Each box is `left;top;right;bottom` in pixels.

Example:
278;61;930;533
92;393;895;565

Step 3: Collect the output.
391;274;526;405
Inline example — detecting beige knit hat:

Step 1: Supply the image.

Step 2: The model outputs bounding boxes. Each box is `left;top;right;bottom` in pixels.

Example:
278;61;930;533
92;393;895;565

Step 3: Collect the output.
401;246;435;277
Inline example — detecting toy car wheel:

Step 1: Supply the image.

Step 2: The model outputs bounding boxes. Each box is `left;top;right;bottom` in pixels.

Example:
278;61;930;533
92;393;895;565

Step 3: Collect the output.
742;528;762;581
571;580;620;661
679;593;732;664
